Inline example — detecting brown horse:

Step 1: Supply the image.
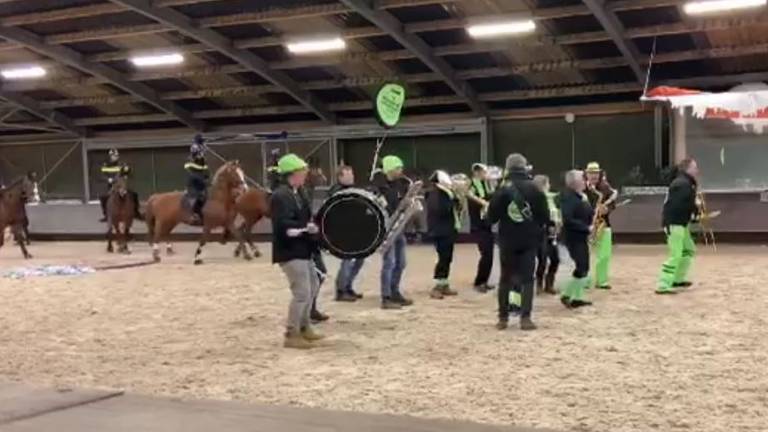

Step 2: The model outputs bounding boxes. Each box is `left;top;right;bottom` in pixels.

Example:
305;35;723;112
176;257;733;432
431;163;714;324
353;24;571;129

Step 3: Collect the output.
106;173;135;254
144;161;248;264
0;173;38;258
232;187;271;259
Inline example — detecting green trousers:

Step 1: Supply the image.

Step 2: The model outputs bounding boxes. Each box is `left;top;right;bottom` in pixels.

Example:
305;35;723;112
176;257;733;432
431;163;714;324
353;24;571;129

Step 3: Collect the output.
563;277;589;301
658;225;696;292
593;227;613;288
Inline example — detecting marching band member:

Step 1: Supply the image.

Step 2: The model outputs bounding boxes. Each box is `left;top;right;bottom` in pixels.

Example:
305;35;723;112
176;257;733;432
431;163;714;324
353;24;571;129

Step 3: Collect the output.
560;170;594;309
99;148;141;222
657;158;700;295
426;170;461;299
585;162;618;290
487;153;549;331
372;155;414;310
533;175;560;295
331;165;366;302
185;136;210;225
468;163;495;293
271;153;325;349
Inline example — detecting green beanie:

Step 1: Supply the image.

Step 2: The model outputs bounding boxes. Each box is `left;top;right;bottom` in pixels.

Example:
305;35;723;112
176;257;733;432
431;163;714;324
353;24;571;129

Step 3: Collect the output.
277;153;308;174
381;155;404;173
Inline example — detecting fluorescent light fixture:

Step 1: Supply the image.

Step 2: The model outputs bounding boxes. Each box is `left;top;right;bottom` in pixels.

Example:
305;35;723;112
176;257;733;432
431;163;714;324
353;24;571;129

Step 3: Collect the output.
1;65;46;80
684;0;767;15
130;53;185;67
286;37;346;54
467;19;536;38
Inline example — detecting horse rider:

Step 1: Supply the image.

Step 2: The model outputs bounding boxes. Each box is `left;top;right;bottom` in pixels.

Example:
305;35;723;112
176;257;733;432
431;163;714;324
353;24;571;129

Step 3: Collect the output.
100;148;141;222
185;135;210;224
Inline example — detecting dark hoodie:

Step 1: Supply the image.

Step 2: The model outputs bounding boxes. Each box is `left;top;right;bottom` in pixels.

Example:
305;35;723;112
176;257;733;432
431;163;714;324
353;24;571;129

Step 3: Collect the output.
487;169;550;250
663;172;699;227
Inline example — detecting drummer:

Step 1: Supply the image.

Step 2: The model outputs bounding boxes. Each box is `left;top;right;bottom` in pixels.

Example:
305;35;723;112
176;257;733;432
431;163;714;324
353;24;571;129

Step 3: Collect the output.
330;165;366;302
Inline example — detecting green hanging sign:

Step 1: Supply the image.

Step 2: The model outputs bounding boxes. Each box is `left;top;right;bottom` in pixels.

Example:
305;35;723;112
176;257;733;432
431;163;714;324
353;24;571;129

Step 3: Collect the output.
375;83;406;128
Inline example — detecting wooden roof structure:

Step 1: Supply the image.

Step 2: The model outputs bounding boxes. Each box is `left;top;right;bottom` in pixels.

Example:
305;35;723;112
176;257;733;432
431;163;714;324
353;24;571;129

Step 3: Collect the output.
1;0;767;139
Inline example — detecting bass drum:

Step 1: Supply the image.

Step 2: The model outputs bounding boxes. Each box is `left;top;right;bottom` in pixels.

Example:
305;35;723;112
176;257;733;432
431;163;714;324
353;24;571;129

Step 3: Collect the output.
316;188;388;259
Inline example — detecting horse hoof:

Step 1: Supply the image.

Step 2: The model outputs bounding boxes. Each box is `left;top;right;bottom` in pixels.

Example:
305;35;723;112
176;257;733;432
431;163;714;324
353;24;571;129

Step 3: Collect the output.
166;249;175;256
194;259;203;265
153;252;161;263
252;250;262;258
24;254;32;259
107;247;114;253
234;249;241;258
120;249;132;255
243;254;253;261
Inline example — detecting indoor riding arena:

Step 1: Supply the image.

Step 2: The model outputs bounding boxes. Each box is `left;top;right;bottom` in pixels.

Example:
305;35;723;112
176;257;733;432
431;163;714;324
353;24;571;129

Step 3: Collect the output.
0;1;767;432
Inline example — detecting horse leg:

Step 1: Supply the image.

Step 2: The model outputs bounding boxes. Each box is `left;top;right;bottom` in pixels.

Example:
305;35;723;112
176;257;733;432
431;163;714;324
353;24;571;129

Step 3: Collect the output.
230;220;252;262
248;217;262;258
119;221;131;254
194;226;211;265
107;223;115;253
13;225;31;259
233;219;246;258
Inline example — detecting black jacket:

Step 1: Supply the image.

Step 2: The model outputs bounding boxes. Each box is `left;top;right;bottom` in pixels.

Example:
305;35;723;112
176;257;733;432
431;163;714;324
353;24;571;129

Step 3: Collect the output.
185;155;209;192
487;170;550;250
468;178;493;231
663;172;698;227
371;171;411;215
270;184;316;264
560;188;594;242
427;185;460;238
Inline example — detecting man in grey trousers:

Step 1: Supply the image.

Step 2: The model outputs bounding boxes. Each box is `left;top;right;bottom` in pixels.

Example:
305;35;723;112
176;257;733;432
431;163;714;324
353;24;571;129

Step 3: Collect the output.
270;153;325;349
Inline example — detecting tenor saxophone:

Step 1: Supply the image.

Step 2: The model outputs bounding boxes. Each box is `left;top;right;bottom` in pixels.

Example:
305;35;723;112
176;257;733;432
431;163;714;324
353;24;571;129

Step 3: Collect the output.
588;186;606;247
695;191;717;251
379;178;424;254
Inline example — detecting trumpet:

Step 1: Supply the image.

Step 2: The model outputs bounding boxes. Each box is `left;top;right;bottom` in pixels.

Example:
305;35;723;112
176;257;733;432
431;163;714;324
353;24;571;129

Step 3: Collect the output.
695;191;720;251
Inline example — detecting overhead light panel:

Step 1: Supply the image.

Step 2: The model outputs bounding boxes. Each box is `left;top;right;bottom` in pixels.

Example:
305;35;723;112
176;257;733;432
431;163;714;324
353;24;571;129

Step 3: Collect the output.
467;19;536;39
130;53;185;68
1;65;46;80
684;0;767;15
286;37;346;54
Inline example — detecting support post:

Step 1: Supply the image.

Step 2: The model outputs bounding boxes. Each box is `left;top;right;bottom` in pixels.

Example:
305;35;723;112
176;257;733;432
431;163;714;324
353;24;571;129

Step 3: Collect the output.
672;107;687;164
80;139;91;203
479;117;490;165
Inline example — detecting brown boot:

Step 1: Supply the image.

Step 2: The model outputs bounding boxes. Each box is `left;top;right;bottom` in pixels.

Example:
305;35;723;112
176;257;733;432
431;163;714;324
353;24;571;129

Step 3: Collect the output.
520;317;537;331
284;331;314;349
301;326;325;342
430;286;445;299
496;320;509;330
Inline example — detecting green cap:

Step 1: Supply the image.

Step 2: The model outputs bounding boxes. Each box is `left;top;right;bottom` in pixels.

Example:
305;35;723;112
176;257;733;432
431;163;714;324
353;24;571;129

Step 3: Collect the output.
381;155;404;173
277;153;308;174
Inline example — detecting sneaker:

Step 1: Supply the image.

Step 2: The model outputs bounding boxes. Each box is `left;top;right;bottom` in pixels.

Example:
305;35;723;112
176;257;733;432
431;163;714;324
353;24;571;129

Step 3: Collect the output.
440;286;458;296
381;299;403;310
560;296;573;309
350;291;364;299
496;320;509;330
335;292;358;302
310;310;330;323
655;288;679;295
673;281;693;288
391;294;413;307
570;300;593;308
473;284;489;293
301;326;326;342
284;332;314;349
429;287;444;300
596;285;612;290
520;317;537;331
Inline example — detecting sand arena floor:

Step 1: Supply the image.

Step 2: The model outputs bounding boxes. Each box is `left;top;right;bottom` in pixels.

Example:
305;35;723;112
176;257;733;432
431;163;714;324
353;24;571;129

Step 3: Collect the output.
0;241;766;432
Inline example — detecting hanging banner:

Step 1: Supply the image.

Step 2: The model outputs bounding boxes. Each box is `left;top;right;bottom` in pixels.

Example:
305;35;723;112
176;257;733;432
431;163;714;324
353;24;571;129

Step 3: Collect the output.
375;83;406;128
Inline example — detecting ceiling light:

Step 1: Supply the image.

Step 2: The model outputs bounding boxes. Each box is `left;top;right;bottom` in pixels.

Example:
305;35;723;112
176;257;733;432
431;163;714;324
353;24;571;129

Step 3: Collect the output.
286;37;347;54
130;53;185;67
467;19;536;39
684;0;767;15
1;65;46;80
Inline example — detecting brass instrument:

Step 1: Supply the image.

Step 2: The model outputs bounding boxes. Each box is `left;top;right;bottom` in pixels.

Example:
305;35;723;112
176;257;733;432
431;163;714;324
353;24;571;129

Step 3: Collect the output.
588;185;606;247
379;178;424;254
450;166;503;219
695;191;720;251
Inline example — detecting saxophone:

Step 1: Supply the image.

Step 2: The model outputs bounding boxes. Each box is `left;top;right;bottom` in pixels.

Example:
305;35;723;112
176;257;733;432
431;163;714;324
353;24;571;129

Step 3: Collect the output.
588;185;606;247
379;178;423;254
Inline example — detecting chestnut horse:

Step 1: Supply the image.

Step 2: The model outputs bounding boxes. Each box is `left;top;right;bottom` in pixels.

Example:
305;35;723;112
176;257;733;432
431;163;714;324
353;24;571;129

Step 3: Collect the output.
144;161;248;264
233;187;271;259
106;173;135;254
0;173;38;258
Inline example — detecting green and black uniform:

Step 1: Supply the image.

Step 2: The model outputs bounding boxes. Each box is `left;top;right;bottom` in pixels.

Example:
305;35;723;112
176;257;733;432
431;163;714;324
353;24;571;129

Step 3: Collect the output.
585;180;617;289
469;177;495;288
536;191;561;291
560;188;594;306
427;182;462;289
657;172;699;293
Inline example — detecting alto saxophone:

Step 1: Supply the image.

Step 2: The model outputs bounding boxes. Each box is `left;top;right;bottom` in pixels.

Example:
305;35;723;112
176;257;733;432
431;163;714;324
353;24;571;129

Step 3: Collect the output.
588;186;606;247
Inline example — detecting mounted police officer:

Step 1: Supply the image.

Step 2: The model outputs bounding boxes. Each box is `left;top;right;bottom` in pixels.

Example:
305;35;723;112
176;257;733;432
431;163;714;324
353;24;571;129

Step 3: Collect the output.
99;148;141;222
185;135;210;225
